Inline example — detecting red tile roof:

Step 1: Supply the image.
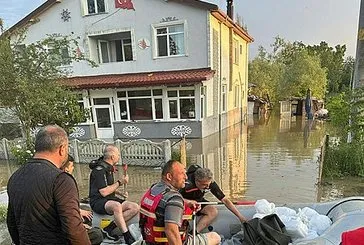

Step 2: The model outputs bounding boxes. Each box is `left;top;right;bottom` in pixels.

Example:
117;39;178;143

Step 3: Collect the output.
65;68;215;89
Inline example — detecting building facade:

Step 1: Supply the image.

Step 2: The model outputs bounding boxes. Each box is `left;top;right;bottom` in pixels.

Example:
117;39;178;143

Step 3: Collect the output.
9;0;253;140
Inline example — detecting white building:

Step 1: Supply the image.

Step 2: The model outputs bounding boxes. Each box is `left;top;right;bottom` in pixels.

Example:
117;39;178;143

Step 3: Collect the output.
9;0;253;140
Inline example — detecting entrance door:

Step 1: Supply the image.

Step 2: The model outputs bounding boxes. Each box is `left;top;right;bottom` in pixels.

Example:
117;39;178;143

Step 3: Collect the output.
93;97;114;139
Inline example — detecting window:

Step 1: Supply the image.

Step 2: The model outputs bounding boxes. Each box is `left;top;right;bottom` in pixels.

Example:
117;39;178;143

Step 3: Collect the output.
116;89;163;121
201;86;206;118
77;94;87;123
87;0;105;14
115;39;132;62
98;41;110;63
233;39;239;64
47;44;71;66
222;85;227;112
155;23;185;57
93;98;112;128
167;89;195;119
93;32;134;64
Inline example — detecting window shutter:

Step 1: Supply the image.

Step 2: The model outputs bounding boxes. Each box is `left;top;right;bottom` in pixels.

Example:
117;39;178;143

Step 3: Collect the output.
131;29;137;61
80;0;87;16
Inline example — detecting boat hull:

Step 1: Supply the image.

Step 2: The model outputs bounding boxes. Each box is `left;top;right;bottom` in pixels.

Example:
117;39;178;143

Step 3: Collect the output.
92;197;364;244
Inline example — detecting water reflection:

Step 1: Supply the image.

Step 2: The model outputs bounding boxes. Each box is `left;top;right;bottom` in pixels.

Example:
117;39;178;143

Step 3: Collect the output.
246;114;326;203
0;114;356;206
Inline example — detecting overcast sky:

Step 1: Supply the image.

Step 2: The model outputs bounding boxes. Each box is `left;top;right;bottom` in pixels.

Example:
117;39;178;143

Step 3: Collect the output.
0;0;361;58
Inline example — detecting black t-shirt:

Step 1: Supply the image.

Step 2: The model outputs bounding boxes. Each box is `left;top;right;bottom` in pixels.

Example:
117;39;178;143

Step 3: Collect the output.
179;173;225;201
89;160;115;205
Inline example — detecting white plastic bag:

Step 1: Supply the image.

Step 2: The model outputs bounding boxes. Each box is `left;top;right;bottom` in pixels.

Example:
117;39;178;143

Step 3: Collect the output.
284;217;308;239
308;214;332;235
298;207;319;223
275;207;297;217
252;213;267;219
254;199;275;214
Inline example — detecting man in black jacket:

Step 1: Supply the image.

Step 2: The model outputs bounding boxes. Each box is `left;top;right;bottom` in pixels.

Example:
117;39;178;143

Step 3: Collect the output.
180;165;247;233
89;144;139;244
7;125;90;245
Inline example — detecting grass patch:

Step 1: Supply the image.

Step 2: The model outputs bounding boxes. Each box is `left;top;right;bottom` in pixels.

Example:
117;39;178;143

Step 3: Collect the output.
323;142;364;178
0;204;7;223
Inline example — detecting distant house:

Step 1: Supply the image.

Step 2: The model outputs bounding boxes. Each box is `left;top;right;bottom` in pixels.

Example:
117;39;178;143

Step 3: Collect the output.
279;97;324;117
7;0;253;140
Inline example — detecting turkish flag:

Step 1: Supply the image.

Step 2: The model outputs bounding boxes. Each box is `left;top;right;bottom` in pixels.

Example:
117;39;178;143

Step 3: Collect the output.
115;0;135;10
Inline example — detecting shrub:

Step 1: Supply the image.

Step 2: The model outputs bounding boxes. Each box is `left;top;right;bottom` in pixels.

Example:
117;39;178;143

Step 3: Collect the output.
10;140;34;165
0;204;7;222
323;142;364;178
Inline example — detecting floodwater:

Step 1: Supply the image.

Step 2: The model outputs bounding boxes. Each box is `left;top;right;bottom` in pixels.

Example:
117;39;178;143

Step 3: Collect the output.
1;115;362;203
1;114;364;243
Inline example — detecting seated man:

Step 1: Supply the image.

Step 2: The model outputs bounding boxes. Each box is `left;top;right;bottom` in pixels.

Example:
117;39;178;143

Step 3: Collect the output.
89;144;140;244
180;165;247;233
139;160;220;245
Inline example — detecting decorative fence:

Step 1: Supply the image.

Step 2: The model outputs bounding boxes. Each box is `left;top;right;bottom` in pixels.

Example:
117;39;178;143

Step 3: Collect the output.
0;138;171;167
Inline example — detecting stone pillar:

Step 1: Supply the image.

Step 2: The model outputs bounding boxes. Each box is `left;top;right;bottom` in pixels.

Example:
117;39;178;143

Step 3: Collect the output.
2;138;9;160
180;137;187;167
71;139;80;163
164;139;171;164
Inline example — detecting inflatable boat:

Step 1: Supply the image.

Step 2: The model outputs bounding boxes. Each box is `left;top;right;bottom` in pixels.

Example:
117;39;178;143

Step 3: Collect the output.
1;191;364;244
92;196;364;245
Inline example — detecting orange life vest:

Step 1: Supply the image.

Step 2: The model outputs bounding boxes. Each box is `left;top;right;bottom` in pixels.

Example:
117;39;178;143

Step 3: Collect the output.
139;187;193;244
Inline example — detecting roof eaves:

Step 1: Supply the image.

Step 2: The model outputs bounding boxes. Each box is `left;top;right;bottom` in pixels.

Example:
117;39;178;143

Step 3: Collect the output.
6;0;60;35
167;0;218;10
211;10;254;43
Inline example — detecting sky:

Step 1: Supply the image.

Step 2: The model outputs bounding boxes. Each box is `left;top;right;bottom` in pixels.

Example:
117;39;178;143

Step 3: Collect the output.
0;0;361;58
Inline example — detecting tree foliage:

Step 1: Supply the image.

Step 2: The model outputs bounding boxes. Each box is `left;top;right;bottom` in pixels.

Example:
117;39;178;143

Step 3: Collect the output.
249;36;353;105
248;57;283;104
279;50;327;99
305;42;348;94
0;21;95;146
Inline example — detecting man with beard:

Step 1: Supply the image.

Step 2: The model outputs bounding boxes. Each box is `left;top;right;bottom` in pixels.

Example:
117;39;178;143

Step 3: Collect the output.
7;125;90;245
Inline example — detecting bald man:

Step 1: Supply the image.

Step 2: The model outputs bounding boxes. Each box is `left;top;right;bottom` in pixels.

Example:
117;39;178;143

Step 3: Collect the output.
89;144;139;244
7;125;90;245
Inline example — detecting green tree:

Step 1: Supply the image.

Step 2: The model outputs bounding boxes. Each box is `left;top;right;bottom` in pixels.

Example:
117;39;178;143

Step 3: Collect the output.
0;22;95;147
306;42;348;94
248;55;284;104
249;37;327;104
279;50;327;99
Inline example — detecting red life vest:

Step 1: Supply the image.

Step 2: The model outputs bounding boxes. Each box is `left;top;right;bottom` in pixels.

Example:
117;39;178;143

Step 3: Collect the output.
139;187;193;244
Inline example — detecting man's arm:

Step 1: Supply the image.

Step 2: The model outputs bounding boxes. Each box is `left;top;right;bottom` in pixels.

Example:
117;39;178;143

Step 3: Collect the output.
96;172;127;197
165;222;183;245
164;195;185;245
98;181;120;197
210;181;246;222
221;197;247;222
6;202;19;245
54;173;91;245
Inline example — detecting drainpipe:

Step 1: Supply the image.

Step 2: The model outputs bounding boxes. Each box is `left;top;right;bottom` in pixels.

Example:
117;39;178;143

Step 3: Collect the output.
219;22;222;137
353;0;364;89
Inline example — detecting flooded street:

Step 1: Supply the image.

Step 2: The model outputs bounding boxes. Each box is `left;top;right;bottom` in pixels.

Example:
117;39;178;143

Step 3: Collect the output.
1;115;364;244
1;115;360;204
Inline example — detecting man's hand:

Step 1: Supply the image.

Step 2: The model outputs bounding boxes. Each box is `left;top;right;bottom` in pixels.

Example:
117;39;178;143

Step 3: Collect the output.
119;174;129;185
80;209;93;221
239;215;247;223
185;200;201;212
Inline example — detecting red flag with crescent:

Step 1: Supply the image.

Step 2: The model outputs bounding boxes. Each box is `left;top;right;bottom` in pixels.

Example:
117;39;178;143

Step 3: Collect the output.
115;0;135;10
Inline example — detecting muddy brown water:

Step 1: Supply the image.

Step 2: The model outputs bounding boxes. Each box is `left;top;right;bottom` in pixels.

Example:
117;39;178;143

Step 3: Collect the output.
1;115;364;244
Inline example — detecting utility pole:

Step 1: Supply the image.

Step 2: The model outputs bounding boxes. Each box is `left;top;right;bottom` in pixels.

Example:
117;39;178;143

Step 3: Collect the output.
353;0;364;88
